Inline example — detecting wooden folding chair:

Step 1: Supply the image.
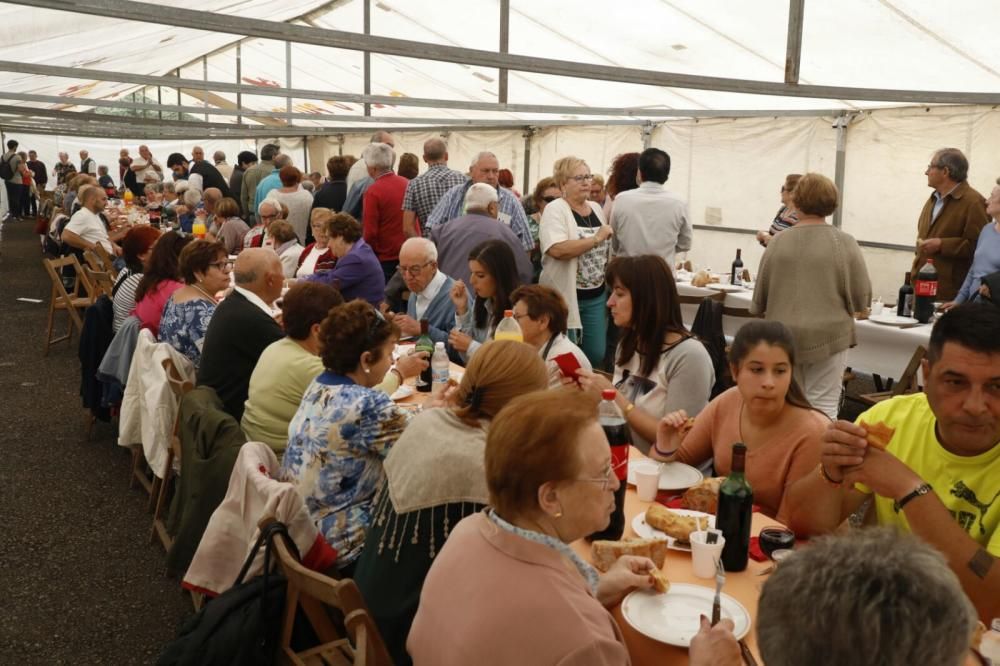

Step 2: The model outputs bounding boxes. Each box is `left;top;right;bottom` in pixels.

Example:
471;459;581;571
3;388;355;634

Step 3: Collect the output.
92;242;119;279
83;265;115;298
858;345;927;406
42;256;97;356
269;518;392;666
150;357;194;551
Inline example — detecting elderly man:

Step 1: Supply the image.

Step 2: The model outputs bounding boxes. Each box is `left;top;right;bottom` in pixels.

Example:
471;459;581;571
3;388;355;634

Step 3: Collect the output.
253;153;292;215
424;151;533;251
401;138;467;238
130;144;163;184
912;148;989;300
788;304;1000;621
392;237;462;347
244;199;280;249
346;130;394;195
431;182;533;286
360;142;410;283
167;152;232;197
53;151;77;188
118;148;131;183
26;150;47;209
79;150;97;175
213;150;233;180
61;185;125;255
241;143;278;221
197;247;285;421
191;146;205;164
202;187;223;233
610;147;692;267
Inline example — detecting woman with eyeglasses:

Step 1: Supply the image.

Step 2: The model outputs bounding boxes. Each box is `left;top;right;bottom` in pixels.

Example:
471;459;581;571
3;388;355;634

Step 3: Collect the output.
510;284;591;388
280;301;411;574
540;156;614;368
158;239;229;369
448;239;522;362
756;173;802;247
304;212;386;308
526;177;560;281
354;341;548;665
408;389;666;665
295;208;336;278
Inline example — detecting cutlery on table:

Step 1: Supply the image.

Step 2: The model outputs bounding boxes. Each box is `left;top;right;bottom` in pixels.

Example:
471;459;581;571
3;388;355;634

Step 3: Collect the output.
711;558;724;625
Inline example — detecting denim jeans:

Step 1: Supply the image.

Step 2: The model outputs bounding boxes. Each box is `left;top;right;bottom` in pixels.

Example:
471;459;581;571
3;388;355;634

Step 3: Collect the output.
571;290;609;368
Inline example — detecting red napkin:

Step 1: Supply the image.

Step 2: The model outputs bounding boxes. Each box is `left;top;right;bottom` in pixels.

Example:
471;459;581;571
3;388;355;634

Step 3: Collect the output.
748;537;768;562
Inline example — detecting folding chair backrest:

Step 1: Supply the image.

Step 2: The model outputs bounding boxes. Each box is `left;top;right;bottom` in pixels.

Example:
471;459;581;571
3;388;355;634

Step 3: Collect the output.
93;243;118;279
83;266;114;297
891;345;927;397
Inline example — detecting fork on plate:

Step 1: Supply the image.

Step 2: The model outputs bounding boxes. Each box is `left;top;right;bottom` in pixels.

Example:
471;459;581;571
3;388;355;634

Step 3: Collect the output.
711;558;725;625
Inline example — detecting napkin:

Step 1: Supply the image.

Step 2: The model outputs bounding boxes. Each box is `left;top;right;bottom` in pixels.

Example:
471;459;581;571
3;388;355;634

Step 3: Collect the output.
748;537;768;562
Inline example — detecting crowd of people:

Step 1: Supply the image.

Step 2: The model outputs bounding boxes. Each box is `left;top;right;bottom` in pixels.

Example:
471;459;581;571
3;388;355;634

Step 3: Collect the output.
26;129;1000;664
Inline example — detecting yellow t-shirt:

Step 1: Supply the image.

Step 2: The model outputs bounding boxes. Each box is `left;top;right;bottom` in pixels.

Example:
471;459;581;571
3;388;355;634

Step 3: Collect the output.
856;392;1000;556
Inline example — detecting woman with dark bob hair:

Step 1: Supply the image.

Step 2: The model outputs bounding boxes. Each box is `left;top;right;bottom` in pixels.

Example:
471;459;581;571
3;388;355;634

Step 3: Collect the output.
448;239;522;362
602;151;640;221
304;212;385;307
158;239;229;369
410;389;670;664
209;196;249;255
132;230;192;336
510;284;591;387
651;320;826;527
112;225;160;332
280;301;412;573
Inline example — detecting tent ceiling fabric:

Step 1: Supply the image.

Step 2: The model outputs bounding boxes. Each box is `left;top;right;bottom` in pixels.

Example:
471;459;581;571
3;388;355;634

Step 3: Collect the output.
1;0;1000;134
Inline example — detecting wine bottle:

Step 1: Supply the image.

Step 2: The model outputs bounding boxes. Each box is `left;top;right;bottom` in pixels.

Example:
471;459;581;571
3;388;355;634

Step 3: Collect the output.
730;249;744;286
896;272;914;318
415;319;434;392
716;443;753;572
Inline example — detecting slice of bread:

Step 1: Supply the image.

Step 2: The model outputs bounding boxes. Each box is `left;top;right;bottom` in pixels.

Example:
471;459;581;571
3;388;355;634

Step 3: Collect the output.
862;421;895;450
649;567;671;594
591;537;669;572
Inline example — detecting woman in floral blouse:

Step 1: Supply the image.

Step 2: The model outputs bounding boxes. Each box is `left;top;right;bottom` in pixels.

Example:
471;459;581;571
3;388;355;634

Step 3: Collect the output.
158;240;229;369
280;301;412;573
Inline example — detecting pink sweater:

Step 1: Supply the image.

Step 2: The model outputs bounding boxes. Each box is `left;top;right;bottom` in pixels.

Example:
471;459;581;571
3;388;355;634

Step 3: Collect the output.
674;387;825;524
134;279;184;337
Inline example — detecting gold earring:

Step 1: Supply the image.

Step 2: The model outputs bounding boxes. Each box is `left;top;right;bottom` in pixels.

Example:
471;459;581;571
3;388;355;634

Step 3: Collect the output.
554;510;563;518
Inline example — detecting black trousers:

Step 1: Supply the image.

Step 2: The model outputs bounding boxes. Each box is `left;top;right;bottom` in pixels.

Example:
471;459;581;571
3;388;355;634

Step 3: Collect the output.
5;181;24;218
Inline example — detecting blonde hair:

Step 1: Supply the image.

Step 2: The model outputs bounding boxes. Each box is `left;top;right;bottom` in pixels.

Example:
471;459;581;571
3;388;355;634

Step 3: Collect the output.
552;156;588;188
453;341;548;427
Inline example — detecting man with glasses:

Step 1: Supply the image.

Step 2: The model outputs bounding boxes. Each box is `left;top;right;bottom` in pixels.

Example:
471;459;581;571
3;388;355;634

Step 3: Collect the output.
609;147;692;267
392;238;465;349
424;151;533;252
244;199;279;249
912;148;989;300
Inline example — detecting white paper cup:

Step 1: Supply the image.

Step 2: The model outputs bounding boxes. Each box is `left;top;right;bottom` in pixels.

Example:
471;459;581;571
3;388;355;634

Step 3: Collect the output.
870;301;884;316
634;462;660;502
690;530;726;579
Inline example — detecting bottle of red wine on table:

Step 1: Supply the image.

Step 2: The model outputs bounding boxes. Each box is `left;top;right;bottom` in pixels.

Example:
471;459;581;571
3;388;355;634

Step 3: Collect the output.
415;319;434;392
717;443;753;572
913;260;938;324
587;389;629;541
896;271;914;318
730;249;743;286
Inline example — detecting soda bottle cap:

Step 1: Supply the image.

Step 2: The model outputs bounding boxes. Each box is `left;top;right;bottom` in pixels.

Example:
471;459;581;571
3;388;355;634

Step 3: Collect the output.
601;389;617;400
504;309;514;317
434;341;445;349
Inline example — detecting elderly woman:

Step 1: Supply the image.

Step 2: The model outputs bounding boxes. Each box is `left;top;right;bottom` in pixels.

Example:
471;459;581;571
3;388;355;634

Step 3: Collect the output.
270;165;313;243
208;196;249;255
132;230;192;336
296;208;336;277
354;341;548;665
268;219;305;279
651;321;826;526
111;225;161;332
510;284;591;388
751;173;871;420
448;239;522;362
304;212;385;307
279;301;412;573
589;174;607;207
527;176;559;281
757;173;802;247
540;156;613;367
408;389;659;665
176;187;202;234
158;240;229;369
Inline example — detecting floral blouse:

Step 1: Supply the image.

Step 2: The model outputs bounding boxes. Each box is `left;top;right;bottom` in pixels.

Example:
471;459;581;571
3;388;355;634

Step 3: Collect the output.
279;372;410;567
158;296;216;369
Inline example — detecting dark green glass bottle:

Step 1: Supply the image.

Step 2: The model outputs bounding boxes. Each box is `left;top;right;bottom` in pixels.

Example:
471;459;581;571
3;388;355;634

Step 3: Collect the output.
716;443;753;572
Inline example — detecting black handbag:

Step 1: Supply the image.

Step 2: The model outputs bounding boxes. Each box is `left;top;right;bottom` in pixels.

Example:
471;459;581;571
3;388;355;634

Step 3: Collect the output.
980;270;1000;305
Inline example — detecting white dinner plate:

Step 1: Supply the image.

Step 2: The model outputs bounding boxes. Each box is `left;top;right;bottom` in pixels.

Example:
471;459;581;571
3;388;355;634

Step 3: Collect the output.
627;460;703;490
632;509;714;552
621;584;751;647
868;313;920;327
390;385;414;401
706;283;746;292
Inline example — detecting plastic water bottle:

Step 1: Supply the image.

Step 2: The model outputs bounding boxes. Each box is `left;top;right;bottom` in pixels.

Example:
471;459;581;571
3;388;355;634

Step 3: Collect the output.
431;342;450;397
493;310;523;342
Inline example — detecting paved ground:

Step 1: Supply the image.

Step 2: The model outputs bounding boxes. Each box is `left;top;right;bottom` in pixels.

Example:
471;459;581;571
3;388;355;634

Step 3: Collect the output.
0;218;191;665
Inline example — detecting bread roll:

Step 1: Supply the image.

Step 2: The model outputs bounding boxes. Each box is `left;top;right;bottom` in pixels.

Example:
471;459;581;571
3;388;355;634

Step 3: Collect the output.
682;477;723;514
591;537;669;572
650;567;671;594
646;504;701;544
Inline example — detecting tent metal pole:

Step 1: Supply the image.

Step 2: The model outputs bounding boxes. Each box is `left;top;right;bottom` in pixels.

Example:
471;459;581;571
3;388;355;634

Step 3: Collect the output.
499;0;510;104
203;56;209;122
363;0;371;117
176;68;181;108
236;42;242;125
286;42;293;126
642;121;654;149
832;113;851;229
785;0;804;85
522;128;534;195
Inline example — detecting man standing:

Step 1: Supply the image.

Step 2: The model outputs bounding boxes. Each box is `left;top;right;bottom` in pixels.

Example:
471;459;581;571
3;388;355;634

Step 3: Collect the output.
53;152;77;189
253;153;292;214
118;148;131;183
3;140;24;220
346;130;394;194
241;143;278;222
213;150;233;180
424;151;533;252
312;156;351;212
79;150;97;176
191;146;205;164
130;145;163;184
610;147;692;267
392;238;460;347
912;148;989;301
401;138;467;238
359;143;410;285
431;183;534;286
197;248;285;421
229;150;257;217
166;152;232;197
787;304;1000;621
26;150;47;209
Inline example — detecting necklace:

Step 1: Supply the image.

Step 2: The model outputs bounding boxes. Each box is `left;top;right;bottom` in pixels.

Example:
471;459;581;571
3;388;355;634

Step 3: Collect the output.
192;283;217;302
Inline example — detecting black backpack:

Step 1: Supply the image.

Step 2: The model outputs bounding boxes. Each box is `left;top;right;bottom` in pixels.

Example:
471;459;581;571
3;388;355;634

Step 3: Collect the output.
0;154;16;180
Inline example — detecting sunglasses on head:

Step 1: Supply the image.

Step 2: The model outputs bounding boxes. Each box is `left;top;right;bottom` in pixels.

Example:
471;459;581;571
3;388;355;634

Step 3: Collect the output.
542;195;558;203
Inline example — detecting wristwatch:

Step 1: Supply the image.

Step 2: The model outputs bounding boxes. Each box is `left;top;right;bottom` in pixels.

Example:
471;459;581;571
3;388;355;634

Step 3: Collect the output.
893;483;932;513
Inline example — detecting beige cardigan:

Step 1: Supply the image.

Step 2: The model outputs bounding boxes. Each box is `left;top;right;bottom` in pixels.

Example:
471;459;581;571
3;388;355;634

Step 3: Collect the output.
751;223;871;365
539;198;608;330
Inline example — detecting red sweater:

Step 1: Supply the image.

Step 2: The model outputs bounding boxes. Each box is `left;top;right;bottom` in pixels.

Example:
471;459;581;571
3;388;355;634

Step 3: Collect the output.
362;172;412;261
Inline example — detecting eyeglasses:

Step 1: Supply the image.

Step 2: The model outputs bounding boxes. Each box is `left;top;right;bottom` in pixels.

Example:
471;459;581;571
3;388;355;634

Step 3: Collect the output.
511;311;531;321
576;459;627;491
927;163;944;170
260;213;277;220
397;260;433;276
542;195;558;203
569;174;594;183
208;260;233;271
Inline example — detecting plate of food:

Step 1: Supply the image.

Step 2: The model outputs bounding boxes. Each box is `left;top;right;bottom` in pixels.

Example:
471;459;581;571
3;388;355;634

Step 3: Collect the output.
706;282;747;292
867;313;920;327
632;506;714;552
626;460;703;490
621;584;751;647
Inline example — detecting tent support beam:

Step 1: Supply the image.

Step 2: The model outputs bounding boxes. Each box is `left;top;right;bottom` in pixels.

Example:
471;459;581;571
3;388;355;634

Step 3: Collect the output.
832;113;851;228
499;0;510;104
521;127;534;195
642;121;654;149
286;41;293;125
236;42;242;125
363;0;371;117
785;0;804;85
14;0;1000;105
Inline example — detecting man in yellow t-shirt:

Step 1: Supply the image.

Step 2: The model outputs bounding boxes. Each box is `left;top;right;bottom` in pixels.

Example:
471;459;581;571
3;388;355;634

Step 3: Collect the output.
786;303;1000;621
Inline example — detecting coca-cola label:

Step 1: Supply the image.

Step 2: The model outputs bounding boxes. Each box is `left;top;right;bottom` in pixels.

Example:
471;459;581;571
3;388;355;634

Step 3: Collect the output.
915;279;937;297
611;445;630;481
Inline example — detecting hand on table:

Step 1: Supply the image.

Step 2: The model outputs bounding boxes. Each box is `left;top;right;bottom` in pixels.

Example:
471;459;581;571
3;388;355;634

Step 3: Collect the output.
689;616;741;666
939;301;958;312
395;351;429;379
448;329;472;353
392;313;421;337
595;555;655;607
450;280;469;315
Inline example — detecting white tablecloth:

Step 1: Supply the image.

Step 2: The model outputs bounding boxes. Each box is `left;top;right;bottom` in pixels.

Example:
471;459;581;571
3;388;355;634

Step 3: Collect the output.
677;281;931;380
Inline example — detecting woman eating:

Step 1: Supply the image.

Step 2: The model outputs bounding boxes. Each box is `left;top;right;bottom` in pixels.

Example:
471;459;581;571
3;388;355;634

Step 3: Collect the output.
539;156;613;368
112;225;160;332
354;341;548;665
207;196;249;255
448;239;521;362
279;301;412;573
650;320;826;525
304;213;385;307
510;284;591;388
295;208;336;277
575;254;715;453
756;173;802;247
132;230;192;336
158;240;229;369
408;389;660;665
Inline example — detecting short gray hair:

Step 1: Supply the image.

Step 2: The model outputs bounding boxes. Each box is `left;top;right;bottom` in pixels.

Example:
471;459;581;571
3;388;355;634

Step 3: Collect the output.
470;151;497;171
213;150;226;162
162;181;176;194
757;528;975;666
933;148;968;182
183;188;202;206
464;182;499;211
272;153;292;169
257;199;278;216
400;237;438;262
363;142;395;172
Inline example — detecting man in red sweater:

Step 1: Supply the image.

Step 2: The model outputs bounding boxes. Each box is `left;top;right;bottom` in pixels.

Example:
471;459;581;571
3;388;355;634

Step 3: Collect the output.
361;142;412;285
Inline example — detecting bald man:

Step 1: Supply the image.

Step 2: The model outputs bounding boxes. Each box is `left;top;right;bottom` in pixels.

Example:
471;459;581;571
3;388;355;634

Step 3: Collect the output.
401;137;467;238
61;185;125;255
197;248;285;420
